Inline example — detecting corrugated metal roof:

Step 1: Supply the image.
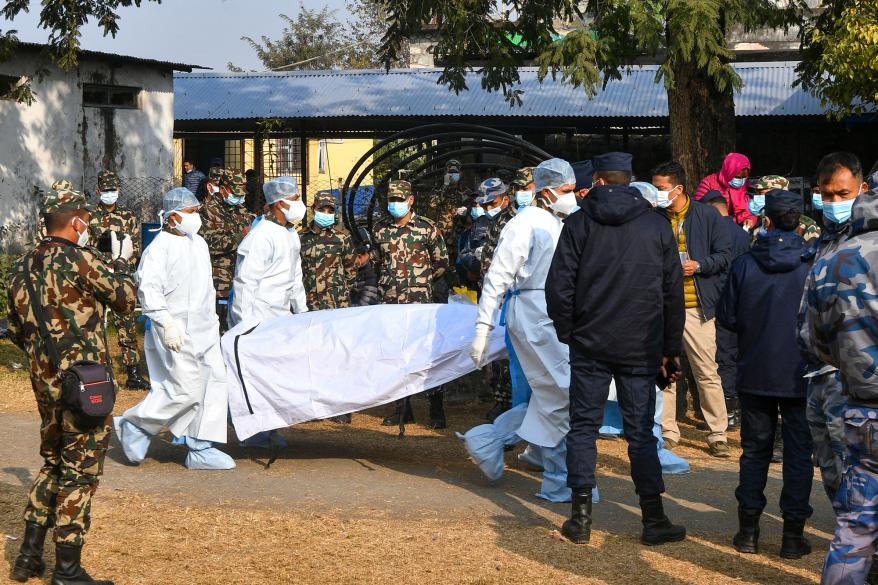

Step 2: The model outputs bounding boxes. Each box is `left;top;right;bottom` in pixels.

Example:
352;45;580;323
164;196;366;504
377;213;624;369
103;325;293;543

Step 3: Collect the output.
18;41;208;72
173;62;827;121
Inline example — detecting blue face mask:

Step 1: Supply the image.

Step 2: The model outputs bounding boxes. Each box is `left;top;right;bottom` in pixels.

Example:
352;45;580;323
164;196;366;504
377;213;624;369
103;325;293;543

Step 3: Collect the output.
449;173;460;183
314;211;335;228
486;206;502;218
758;225;769;238
747;194;765;216
729;177;746;189
515;190;534;208
387;201;410;219
823;198;856;224
470;206;485;220
225;195;245;206
812;192;823;210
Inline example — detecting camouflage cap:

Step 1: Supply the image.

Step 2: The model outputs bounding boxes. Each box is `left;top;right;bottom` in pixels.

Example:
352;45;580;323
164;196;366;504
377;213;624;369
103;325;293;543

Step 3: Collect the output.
753;175;789;191
511;167;533;188
51;179;74;191
97;170;120;191
388;180;412;199
313;192;337;209
475;178;508;204
208;166;226;183
220;169;246;195
42;188;92;214
446;159;462;172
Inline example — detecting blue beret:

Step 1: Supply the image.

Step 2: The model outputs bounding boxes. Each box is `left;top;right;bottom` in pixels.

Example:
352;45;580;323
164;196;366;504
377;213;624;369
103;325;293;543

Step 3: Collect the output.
592;152;633;173
572;160;593;190
765;189;803;214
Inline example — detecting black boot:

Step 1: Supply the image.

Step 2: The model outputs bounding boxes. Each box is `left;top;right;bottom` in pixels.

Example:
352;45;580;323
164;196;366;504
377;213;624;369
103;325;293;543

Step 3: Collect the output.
640;495;686;546
428;393;447;429
732;508;760;554
124;364;149;390
382;400;414;426
726;397;740;430
561;490;593;544
11;522;47;582
51;543;113;585
779;519;812;559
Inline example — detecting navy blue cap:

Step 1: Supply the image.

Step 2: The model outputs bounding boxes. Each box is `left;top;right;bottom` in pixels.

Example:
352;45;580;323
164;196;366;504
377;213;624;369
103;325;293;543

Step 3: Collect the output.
572;160;593;191
765;188;803;214
592;152;633;173
701;189;726;205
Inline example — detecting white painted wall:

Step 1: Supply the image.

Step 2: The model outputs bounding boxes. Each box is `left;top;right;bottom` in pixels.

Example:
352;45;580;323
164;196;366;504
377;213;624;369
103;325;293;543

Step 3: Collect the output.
0;50;174;250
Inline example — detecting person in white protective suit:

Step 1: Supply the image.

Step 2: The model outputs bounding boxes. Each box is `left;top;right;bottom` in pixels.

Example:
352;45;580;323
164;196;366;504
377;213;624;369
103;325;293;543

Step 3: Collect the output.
227;176;309;449
466;158;590;503
114;187;235;470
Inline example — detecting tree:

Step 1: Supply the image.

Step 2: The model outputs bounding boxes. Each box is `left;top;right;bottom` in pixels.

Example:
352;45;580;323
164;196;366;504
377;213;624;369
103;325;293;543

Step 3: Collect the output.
1;0;159;102
380;0;805;187
797;0;878;118
232;1;407;72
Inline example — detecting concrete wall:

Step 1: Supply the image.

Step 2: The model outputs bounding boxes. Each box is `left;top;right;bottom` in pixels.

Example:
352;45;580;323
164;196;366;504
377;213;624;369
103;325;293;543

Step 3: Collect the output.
0;50;174;250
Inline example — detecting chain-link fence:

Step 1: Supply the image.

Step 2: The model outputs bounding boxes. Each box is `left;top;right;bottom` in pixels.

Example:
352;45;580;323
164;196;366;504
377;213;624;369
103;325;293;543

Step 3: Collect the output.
82;176;177;224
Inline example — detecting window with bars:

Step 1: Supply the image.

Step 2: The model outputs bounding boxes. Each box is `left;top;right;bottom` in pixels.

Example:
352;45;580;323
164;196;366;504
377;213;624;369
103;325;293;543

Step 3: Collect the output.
263;137;302;180
82;84;140;109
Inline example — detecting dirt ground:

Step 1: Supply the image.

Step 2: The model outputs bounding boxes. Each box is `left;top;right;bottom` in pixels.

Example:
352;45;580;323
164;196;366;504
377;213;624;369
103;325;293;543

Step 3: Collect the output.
0;337;832;584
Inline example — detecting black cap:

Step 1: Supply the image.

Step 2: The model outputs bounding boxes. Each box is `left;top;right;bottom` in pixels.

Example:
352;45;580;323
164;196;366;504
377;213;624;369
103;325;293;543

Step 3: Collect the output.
765;188;803;214
701;190;726;205
572;160;593;191
592;152;633;172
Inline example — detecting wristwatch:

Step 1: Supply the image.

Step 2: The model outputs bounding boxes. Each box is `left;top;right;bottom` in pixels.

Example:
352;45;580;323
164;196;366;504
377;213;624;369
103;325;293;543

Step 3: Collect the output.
694;262;702;274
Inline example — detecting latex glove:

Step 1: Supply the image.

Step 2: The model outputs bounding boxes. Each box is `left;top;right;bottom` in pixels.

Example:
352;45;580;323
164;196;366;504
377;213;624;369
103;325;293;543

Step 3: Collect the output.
469;323;492;369
160;320;184;352
456;206;468;216
110;232;134;262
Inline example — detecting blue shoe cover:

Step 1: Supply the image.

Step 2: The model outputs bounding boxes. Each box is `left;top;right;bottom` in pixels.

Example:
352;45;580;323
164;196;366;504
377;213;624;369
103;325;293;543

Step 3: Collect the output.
113;417;151;464
460;404;527;481
599;400;624;436
184;437;236;470
517;444;544;470
240;430;288;449
658;444;690;474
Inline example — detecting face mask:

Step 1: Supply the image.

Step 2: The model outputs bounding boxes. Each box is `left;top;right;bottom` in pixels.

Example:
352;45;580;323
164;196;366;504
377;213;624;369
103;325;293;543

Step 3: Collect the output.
823;198;856;224
470;206;485;220
172;211;202;236
73;217;90;247
314;211;335;228
486;206;502;219
282;199;307;223
449;173;460;183
225;194;245;206
547;188;579;215
747;194;765;216
655;186;679;209
812;192;823;210
515;190;534;208
729;177;746;189
209;184;220;196
388;201;410;219
100;191;119;206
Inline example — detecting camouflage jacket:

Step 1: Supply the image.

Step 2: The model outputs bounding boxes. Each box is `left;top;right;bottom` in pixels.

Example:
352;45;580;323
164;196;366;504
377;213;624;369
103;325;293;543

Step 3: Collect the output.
200;195;254;297
7;238;136;400
798;214;822;243
422;185;468;262
802;187;878;406
480;204;518;278
300;222;356;310
88;204;141;266
374;214;449;304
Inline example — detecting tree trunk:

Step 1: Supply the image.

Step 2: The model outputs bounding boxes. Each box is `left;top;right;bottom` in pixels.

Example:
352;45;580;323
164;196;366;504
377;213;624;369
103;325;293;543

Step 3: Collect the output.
666;59;737;194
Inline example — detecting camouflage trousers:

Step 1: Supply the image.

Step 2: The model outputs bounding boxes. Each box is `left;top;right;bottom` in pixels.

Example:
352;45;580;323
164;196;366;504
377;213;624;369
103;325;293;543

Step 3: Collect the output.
491;360;512;407
109;308;139;367
821;407;878;585
25;382;110;546
806;371;847;500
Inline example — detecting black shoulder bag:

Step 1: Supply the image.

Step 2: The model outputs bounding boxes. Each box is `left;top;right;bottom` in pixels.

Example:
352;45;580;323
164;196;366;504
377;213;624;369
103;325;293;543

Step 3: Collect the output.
24;256;116;428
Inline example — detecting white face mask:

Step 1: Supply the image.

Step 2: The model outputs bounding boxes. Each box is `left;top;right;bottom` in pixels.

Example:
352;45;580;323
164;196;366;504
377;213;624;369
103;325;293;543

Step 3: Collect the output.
655;186;680;209
282;199;307;223
547;188;579;215
209;184;220;196
100;191;119;206
172;211;202;236
73;217;90;247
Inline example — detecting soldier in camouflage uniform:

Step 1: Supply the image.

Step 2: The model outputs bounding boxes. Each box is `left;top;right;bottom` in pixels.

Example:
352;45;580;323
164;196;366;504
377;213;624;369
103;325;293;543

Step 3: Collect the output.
36;180;74;241
421;159;470;299
375;180;450;428
8;188;135;585
200;169;254;330
479;168;533;422
300;192;356;310
88;170;149;390
752;175;821;242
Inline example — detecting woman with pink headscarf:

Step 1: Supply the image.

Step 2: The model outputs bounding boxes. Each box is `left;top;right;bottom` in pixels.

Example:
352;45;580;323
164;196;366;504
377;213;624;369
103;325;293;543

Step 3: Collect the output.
695;153;754;227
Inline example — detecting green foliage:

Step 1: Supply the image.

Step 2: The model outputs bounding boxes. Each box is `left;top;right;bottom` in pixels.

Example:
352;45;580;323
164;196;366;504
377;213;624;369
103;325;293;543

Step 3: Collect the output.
797;0;878;118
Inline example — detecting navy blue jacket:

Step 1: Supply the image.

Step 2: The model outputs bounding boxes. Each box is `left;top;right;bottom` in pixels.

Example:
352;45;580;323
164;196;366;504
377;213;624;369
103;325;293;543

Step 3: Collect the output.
716;230;809;397
546;184;685;371
723;215;752;260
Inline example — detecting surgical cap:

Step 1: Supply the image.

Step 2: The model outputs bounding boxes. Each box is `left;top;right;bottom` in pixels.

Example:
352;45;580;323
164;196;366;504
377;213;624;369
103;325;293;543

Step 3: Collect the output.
264;176;299;204
631;181;659;206
162;187;199;216
533;158;576;191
